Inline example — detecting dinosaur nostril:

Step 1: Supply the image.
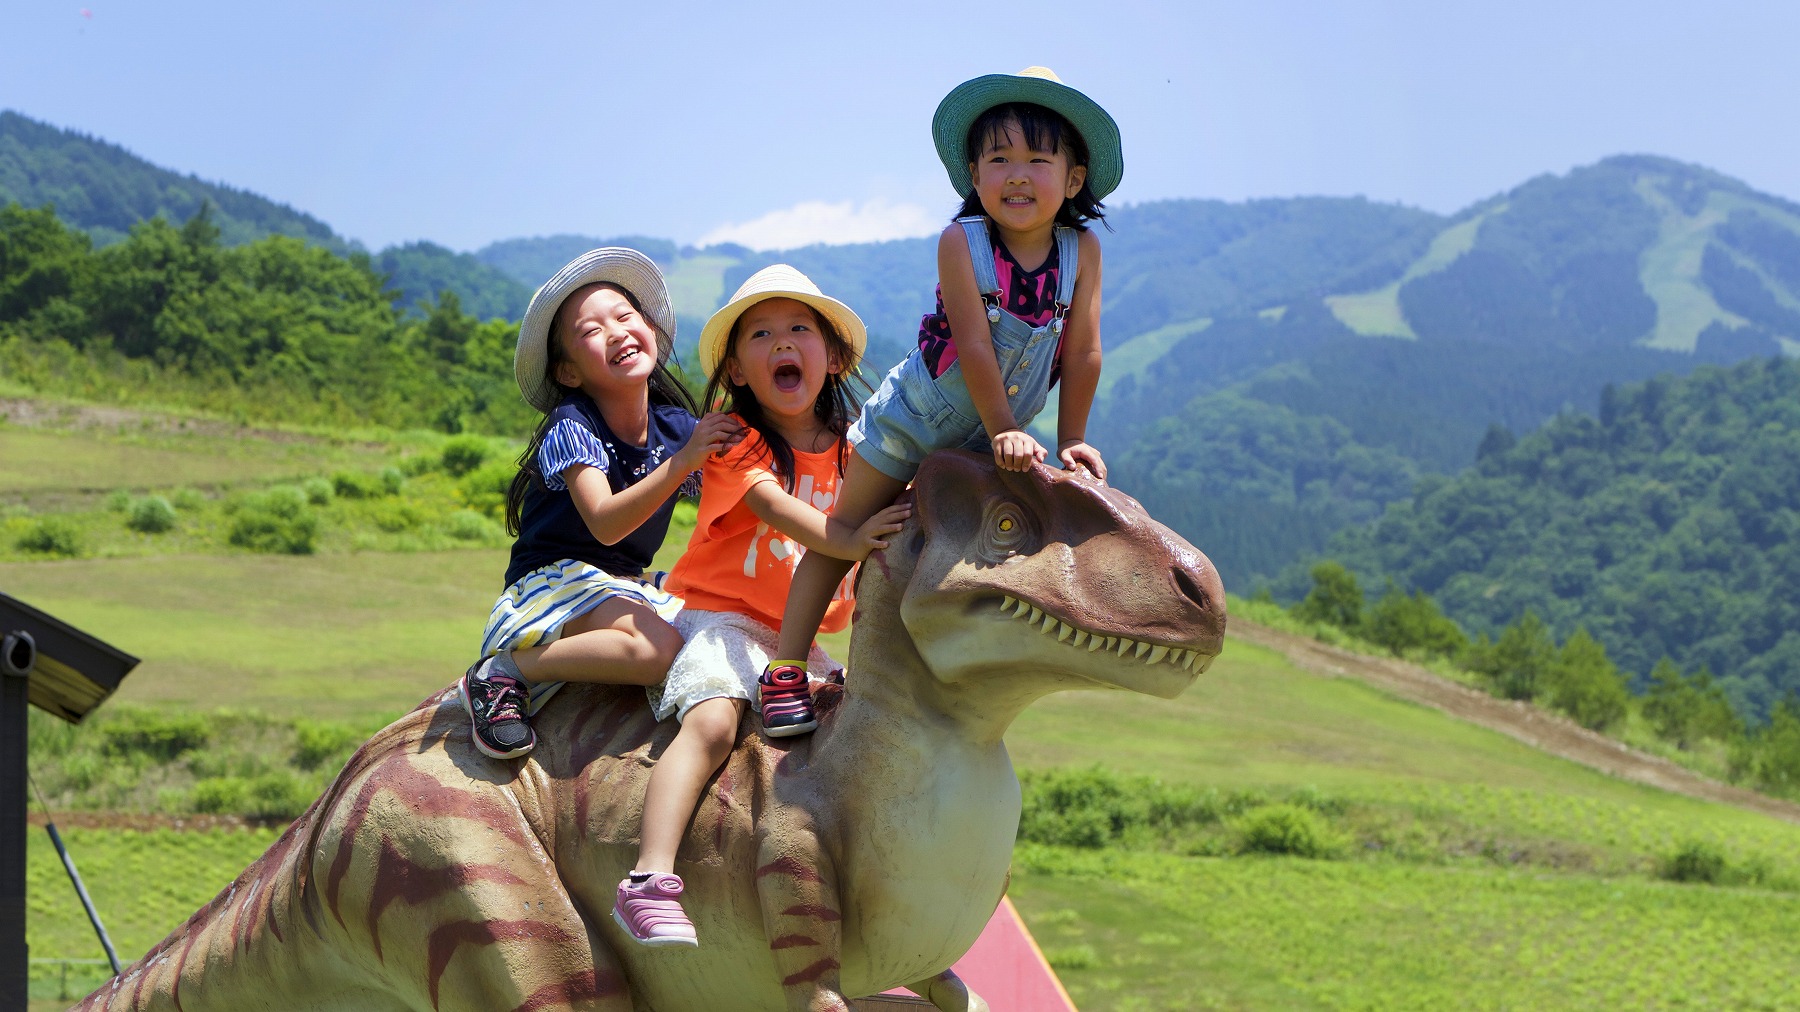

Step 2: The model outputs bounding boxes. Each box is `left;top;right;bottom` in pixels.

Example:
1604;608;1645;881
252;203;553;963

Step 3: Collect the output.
1173;566;1210;610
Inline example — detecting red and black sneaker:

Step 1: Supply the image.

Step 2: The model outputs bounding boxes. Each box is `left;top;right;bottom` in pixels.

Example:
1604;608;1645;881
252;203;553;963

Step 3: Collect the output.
758;664;818;737
460;657;536;759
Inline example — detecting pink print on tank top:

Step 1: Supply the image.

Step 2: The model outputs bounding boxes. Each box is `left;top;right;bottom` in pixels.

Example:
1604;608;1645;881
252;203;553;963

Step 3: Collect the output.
917;236;1064;381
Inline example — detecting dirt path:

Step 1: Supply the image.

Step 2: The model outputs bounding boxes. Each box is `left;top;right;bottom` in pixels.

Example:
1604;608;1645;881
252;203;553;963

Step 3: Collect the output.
1231;617;1800;825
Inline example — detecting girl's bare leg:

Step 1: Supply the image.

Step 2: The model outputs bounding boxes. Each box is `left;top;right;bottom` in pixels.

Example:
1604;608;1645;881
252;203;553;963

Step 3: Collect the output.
773;452;909;661
513;596;684;686
635;697;747;873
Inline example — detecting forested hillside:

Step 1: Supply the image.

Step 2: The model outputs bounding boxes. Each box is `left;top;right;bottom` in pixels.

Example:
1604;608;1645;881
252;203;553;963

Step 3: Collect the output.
1318;356;1800;716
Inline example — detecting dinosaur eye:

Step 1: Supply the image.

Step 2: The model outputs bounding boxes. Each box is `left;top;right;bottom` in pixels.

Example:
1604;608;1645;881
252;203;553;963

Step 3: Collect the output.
984;501;1031;558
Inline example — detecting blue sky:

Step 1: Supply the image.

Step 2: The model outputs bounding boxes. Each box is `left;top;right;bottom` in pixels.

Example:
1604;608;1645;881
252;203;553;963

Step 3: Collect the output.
4;1;1796;253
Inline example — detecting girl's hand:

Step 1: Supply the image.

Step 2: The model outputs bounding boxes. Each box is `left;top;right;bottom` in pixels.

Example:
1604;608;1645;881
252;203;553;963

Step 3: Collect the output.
850;501;913;558
676;412;744;470
1058;440;1107;482
992;429;1047;472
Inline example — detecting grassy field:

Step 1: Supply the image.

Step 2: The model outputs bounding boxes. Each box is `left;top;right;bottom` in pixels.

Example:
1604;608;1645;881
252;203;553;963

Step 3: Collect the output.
13;399;1800;1009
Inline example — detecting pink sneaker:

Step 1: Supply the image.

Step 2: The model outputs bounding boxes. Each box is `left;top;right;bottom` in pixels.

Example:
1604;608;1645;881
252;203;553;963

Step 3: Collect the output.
613;873;698;948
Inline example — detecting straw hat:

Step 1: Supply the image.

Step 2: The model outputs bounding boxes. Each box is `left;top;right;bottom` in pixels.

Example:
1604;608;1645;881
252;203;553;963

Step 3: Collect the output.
698;265;867;377
932;66;1124;200
514;247;676;413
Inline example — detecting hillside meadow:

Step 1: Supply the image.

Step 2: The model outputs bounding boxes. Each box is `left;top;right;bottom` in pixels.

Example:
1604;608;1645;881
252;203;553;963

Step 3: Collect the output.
8;402;1800;1010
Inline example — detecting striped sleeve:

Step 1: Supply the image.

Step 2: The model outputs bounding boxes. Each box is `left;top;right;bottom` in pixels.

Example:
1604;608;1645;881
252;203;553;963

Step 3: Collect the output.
677;470;702;499
538;419;610;491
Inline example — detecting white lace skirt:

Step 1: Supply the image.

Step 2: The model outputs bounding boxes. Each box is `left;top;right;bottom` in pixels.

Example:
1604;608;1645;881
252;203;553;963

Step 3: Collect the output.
647;608;839;723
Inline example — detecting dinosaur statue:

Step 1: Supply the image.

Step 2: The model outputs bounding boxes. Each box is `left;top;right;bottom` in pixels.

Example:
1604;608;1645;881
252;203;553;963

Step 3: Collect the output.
76;450;1225;1012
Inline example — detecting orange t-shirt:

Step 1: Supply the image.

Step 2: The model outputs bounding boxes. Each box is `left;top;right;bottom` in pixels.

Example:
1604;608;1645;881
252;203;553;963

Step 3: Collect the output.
664;424;856;633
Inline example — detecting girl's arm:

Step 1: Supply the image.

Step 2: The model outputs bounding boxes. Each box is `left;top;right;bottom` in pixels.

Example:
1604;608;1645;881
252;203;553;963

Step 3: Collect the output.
1055;230;1106;479
742;481;911;562
937;226;1046;471
566;412;742;545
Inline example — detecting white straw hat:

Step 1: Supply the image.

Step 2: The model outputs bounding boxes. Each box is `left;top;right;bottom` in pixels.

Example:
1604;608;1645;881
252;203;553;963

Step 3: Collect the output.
514;247;675;413
698;265;867;377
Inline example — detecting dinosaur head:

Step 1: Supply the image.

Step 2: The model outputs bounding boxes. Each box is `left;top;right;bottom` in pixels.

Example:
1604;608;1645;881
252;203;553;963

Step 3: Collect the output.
876;451;1225;707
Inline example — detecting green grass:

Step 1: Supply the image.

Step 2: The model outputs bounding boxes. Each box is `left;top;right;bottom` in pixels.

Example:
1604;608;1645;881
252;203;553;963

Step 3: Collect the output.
1010;844;1800;1011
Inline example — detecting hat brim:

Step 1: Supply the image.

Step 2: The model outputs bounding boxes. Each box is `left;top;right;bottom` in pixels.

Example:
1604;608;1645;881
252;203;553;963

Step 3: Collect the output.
514;248;676;414
932;73;1123;200
698;289;867;381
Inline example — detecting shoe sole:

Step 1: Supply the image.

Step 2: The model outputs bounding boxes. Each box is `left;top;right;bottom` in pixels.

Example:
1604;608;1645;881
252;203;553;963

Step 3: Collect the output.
612;906;699;948
762;718;818;738
459;672;535;760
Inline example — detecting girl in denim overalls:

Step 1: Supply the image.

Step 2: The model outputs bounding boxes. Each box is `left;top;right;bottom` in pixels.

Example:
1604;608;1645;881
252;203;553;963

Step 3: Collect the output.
753;66;1123;733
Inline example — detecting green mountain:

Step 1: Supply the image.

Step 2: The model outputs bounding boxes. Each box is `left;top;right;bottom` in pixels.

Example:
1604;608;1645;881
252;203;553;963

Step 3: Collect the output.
0;111;528;320
0;110;345;251
1312;355;1800;717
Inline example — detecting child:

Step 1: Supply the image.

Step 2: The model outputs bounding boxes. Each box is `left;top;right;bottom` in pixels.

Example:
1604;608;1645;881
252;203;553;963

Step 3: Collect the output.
764;66;1121;731
611;265;911;947
461;247;742;760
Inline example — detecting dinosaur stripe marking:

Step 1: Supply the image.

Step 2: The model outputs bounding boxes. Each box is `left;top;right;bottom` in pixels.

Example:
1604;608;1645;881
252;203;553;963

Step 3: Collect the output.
769;933;819;950
755;856;823;883
368;838;530;960
326;752;531;928
779;904;841;921
781;957;841;986
513;968;627;1011
426;918;577;1008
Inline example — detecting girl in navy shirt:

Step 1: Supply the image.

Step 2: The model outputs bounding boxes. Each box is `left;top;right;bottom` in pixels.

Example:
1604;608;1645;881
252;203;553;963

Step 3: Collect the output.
462;247;740;759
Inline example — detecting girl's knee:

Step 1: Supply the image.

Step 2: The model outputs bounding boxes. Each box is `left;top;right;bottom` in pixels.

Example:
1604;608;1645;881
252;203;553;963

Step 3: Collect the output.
682;699;746;758
639;618;685;669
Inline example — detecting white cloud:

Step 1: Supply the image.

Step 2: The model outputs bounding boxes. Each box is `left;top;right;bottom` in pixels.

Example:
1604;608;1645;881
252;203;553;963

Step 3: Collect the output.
697;198;940;251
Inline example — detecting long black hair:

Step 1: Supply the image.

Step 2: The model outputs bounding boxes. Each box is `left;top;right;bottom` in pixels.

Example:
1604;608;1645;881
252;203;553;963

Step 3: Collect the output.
699;302;867;493
954;102;1108;230
504;284;700;535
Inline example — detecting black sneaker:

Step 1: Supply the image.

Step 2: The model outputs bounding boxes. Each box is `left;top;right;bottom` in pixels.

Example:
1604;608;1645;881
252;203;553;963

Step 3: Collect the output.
460;658;535;759
758;664;818;737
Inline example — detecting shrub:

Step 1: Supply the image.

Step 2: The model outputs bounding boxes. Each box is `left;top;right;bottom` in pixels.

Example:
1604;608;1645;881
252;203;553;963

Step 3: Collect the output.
301;477;335;505
369;501;425;533
294;720;362;771
1364;582;1467;658
459;459;515;518
99;709;212;761
189;777;248;814
445;509;499;542
126;495;177;533
104;490;132;512
171;487;205;510
440;435;490;476
228;489;318;554
1644;659;1742;749
1237;803;1342;858
16;516;85;557
1662;840;1728;884
331;470;383;499
380;466;405;495
1466;611;1556;701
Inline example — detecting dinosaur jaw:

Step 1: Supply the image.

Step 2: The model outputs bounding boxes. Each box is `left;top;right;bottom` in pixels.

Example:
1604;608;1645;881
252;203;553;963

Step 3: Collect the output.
995;593;1214;677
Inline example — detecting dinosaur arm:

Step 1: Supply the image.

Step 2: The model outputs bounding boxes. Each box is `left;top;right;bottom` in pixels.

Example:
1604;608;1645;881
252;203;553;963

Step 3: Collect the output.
754;823;851;1012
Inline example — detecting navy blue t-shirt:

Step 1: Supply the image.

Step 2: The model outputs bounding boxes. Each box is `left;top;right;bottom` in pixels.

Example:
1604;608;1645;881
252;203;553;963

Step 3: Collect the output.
504;393;698;588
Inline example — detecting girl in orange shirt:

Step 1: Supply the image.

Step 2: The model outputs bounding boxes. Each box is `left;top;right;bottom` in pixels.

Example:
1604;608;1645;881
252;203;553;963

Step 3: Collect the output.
612;265;911;947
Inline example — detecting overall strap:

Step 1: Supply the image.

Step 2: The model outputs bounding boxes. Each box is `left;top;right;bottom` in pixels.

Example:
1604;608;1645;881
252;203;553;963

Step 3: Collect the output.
1052;226;1080;309
956;216;1003;302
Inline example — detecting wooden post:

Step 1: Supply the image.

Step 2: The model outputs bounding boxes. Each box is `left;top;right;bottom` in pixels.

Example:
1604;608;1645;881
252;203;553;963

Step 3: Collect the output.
0;666;28;1008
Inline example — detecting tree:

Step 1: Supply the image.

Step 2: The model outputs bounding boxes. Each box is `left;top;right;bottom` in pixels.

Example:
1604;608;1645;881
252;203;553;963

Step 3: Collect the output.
1643;659;1742;749
1363;581;1467;658
1292;560;1363;630
1544;627;1629;730
1467;611;1557;701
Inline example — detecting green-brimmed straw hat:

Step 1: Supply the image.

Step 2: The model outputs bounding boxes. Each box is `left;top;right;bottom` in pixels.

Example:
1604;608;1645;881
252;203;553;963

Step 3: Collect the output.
932;66;1123;200
698;264;867;377
514;247;676;413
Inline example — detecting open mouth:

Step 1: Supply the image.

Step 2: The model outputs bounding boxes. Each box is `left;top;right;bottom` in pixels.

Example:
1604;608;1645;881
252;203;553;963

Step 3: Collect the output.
1003;195;1033;206
996;595;1206;673
772;362;804;392
611;346;641;366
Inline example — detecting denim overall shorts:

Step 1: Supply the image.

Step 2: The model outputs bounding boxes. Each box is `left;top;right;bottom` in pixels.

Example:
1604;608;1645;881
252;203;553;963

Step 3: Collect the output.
849;216;1080;482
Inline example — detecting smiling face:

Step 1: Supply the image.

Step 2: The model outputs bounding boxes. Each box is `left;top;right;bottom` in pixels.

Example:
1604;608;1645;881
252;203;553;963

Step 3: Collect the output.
552;283;660;404
724;297;841;432
967;116;1088;241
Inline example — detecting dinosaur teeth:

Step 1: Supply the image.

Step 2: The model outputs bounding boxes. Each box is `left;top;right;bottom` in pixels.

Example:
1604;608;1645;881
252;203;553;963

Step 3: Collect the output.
1088;635;1103;652
1114;638;1130;656
1057;621;1074;642
1187;652;1203;673
1040;612;1057;633
1072;630;1088;647
1135;641;1150;658
1147;645;1169;664
1001;595;1017;612
1028;606;1043;624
